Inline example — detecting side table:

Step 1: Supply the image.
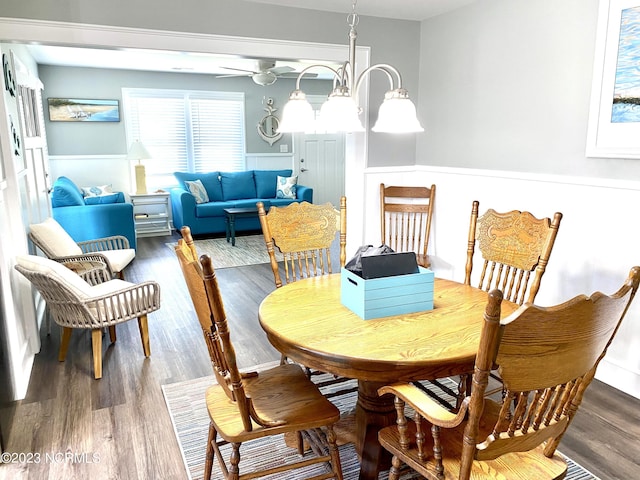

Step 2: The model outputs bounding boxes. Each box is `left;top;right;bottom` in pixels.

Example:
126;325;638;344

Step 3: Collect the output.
130;192;172;237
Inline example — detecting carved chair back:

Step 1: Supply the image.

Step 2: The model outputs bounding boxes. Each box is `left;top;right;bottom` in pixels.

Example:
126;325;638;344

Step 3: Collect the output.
465;200;563;305
257;198;347;288
380;184;436;268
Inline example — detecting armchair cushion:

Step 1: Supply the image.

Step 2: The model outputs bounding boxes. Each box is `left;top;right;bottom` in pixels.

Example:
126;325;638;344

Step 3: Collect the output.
84;193;122;205
29;217;83;257
51;176;85;207
98;249;136;274
16;254;91;298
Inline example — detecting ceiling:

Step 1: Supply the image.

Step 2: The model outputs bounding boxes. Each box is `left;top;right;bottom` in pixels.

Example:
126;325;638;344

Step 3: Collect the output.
245;0;476;21
26;45;341;79
24;0;475;78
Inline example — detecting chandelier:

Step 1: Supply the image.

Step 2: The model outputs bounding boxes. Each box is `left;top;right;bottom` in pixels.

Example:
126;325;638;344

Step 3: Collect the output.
278;1;424;134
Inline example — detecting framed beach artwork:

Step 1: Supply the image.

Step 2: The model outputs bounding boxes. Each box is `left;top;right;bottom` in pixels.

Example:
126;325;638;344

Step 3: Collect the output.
47;98;120;122
587;0;640;158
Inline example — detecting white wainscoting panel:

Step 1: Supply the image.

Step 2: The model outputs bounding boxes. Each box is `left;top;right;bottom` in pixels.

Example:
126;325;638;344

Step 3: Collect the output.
49;155;131;193
245;154;294;171
364;165;640;399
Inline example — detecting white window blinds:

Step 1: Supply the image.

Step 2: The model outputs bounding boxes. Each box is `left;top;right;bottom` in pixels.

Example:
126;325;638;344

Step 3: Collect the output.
123;88;245;189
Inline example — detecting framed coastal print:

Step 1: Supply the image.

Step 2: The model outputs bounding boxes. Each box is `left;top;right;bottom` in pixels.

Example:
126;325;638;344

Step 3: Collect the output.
47;98;120;122
587;0;640;158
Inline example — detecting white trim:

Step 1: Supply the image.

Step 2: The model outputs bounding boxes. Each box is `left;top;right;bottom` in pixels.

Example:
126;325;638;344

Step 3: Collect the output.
0;16;350;65
49;154;123;161
366;164;640;191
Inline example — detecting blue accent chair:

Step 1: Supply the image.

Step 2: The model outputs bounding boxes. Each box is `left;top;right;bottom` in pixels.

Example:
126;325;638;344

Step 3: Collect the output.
50;176;137;249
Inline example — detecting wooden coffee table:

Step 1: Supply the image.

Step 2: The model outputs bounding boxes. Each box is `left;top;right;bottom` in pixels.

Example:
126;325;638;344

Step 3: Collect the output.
223;207;259;246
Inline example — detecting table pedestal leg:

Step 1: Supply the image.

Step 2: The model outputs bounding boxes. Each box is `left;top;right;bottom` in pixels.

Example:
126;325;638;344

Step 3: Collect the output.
355;380;396;480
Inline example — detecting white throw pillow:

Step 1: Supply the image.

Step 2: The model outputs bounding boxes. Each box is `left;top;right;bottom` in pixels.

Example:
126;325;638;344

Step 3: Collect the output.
82;184;114;197
276;175;298;199
185;179;210;204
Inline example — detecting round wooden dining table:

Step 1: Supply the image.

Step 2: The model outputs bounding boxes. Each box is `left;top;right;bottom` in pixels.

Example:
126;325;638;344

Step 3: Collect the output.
258;273;518;480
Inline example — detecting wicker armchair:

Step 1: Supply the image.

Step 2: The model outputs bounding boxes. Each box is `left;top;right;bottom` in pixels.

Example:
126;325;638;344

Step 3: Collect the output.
29;217;135;280
15;254;160;379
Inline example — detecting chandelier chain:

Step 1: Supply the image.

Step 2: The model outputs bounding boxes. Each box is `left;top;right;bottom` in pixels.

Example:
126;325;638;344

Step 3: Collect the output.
348;0;359;28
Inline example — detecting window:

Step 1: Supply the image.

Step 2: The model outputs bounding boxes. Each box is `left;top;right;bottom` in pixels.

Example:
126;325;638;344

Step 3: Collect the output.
122;88;246;190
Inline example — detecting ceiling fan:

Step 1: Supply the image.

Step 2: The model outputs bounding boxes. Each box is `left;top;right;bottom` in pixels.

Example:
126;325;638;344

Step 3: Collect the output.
215;59;315;86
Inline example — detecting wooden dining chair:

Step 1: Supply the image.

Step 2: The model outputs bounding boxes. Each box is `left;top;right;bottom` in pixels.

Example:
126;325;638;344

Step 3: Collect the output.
257;198;347;288
380;184;435;268
378;266;640;480
455;200;564;402
174;227;344;480
465;200;563;304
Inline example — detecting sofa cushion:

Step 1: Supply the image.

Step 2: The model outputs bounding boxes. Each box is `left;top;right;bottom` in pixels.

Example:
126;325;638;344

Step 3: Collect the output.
51;176;85;207
276;175;298;199
84;193;121;205
220;171;256;200
195;202;233;218
185;179;210;204
254;169;293;198
174;172;223;201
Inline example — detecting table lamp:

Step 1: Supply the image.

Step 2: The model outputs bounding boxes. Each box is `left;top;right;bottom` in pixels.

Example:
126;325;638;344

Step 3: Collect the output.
127;140;152;194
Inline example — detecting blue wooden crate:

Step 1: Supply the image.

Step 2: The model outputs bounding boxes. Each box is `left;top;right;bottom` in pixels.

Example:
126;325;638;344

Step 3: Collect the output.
340;267;435;320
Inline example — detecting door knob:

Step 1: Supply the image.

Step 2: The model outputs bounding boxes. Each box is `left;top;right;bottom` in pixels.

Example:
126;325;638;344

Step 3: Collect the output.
300;167;308;172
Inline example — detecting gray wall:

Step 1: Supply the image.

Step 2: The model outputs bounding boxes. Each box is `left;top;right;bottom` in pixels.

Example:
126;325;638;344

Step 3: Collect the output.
417;0;640;181
2;0;422;167
39;65;331;155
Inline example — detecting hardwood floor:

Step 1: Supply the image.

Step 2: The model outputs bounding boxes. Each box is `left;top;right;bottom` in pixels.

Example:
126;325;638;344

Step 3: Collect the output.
1;233;639;479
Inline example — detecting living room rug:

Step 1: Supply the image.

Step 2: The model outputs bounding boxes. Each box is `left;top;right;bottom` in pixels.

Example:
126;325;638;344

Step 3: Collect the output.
166;234;281;268
162;362;599;480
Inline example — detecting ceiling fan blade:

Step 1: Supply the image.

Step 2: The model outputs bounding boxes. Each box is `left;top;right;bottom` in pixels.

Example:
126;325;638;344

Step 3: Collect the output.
219;66;259;74
269;66;295;75
215;73;250;79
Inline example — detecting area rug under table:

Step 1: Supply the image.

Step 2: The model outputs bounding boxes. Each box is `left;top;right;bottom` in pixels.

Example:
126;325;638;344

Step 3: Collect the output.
161;362;600;480
165;234;281;268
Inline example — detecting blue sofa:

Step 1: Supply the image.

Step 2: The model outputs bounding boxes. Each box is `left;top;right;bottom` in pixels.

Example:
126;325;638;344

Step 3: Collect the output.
50;176;137;249
170;169;313;235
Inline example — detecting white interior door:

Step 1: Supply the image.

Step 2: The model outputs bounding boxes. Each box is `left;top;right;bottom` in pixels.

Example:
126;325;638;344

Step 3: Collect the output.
295;133;345;206
14;53;51;227
293;95;346;207
0;45;39;401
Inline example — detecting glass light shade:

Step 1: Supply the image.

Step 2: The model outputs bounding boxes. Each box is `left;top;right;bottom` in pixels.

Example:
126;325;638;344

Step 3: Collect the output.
252;71;277;86
318;93;364;133
278;90;315;133
372;91;424;133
